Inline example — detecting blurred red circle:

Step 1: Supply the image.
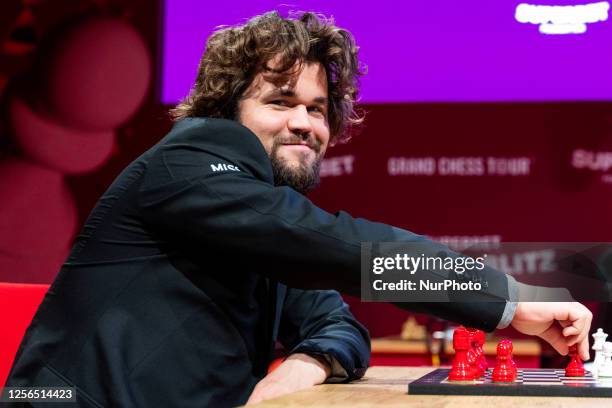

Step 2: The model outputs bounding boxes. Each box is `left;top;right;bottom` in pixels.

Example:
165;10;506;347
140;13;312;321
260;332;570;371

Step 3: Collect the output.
9;95;116;174
42;17;151;130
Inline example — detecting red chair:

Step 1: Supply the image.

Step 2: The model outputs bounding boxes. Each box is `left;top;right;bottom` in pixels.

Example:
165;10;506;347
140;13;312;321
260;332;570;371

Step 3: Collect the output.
0;282;49;387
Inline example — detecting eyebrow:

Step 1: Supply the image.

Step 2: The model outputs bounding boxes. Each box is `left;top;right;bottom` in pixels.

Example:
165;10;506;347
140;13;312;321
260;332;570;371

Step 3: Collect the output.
267;88;328;105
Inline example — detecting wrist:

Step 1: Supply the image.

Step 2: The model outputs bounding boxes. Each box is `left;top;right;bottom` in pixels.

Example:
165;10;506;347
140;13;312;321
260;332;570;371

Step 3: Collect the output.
272;353;330;387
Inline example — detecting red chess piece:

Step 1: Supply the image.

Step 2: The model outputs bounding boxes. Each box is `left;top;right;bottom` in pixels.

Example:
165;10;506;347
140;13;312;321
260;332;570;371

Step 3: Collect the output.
449;327;476;381
565;345;585;377
499;338;518;377
467;328;483;378
492;339;517;382
508;341;518;377
476;330;488;374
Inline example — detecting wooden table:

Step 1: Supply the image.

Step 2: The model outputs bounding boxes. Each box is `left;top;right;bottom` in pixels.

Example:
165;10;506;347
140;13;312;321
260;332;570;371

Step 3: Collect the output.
251;366;610;407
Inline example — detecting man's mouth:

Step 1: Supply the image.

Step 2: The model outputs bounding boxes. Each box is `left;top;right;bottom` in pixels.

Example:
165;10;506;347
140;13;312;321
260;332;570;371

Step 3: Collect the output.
281;143;315;152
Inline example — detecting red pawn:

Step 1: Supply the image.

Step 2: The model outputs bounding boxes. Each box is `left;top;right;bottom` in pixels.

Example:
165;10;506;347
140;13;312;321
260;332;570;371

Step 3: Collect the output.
565;345;585;377
501;338;518;377
492;339;517;383
449;326;476;381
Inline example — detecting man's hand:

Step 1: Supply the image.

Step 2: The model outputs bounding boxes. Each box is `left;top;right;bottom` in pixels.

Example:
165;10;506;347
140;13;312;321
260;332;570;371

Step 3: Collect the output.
246;353;331;405
510;302;593;361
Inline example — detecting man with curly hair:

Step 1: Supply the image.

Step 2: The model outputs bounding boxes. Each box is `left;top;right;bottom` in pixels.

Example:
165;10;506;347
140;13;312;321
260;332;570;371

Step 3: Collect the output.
6;11;592;407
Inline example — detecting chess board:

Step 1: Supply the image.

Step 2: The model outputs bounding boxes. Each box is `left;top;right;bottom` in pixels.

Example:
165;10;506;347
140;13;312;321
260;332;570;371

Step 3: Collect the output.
408;368;612;397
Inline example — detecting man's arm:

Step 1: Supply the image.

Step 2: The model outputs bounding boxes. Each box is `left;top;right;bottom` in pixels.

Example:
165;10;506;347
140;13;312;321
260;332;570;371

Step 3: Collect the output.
247;288;368;404
246;353;330;405
139;119;593;348
277;288;370;381
138;119;510;331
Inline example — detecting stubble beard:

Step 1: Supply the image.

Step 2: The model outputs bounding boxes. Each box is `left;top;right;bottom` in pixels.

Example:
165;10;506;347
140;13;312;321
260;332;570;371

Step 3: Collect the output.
269;142;322;194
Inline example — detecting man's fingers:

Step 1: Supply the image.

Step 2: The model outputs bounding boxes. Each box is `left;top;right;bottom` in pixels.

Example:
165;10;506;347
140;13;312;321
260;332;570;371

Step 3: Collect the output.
566;332;591;361
555;303;592;360
567;312;587;338
513;302;593;359
562;326;579;337
566;305;592;345
578;335;591;361
562;327;587;346
574;308;593;361
538;324;569;356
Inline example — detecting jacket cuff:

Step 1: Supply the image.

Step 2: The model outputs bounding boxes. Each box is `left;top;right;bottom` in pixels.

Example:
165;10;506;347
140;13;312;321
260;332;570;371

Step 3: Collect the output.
298;352;350;383
497;274;519;329
290;342;368;382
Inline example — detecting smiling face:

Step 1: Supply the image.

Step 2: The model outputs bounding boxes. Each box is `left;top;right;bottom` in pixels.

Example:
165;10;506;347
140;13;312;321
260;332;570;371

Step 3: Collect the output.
237;62;331;193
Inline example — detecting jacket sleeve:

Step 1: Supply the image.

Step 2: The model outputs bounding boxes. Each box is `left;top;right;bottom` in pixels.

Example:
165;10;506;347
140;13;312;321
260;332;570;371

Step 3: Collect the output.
278;288;370;382
138;119;510;331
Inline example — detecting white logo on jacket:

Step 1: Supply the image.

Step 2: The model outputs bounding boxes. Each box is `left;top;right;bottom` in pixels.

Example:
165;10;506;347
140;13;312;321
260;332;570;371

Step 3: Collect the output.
210;163;241;172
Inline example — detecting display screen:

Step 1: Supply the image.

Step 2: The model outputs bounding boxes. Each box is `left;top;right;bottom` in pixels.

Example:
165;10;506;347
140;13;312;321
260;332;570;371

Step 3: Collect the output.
161;0;612;103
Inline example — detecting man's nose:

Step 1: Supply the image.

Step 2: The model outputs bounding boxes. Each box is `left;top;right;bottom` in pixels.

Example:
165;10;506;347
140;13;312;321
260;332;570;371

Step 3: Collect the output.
287;105;313;138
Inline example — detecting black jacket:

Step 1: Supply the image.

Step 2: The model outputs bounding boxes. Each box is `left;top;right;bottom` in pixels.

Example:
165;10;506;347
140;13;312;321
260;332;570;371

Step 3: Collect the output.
6;118;509;407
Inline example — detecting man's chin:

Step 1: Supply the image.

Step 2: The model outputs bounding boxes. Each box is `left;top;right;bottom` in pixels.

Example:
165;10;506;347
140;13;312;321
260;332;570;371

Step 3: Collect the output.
270;155;321;194
283;160;315;173
277;149;316;167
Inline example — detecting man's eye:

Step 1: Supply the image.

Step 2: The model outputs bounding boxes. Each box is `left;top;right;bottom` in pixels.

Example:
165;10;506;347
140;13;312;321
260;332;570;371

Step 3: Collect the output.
308;106;325;115
270;100;289;106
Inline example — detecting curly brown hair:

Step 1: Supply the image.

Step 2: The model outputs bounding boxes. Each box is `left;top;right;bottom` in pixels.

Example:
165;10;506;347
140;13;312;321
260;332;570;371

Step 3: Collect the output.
169;11;365;143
